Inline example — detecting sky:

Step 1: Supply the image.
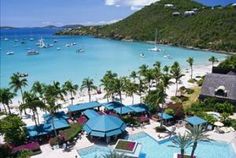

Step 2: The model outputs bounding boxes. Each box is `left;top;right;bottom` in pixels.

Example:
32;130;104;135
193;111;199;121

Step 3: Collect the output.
1;0;236;27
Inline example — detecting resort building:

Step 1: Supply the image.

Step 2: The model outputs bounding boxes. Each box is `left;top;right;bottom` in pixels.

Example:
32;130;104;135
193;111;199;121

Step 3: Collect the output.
164;4;174;8
184;10;196;16
199;73;236;104
172;11;181;16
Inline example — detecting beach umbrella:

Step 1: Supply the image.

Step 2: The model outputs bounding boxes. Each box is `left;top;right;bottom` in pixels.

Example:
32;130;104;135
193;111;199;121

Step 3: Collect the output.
214;121;224;127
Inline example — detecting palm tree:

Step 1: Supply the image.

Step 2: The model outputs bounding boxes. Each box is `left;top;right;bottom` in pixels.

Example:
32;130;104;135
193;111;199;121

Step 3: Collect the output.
144;69;154;92
153;61;161;69
170;62;184;96
81;78;97;102
43;84;63;137
160;74;173;91
0;88;16;114
31;81;46;102
63;81;78;105
138;64;149;77
124;79;138;104
101;151;128;158
113;77;125;103
45;98;62;137
186;57;194;79
188;125;210;157
208;56;219;68
169;134;192;158
101;71;117;101
130;71;137;82
9;73;28;104
0;88;7;113
20;91;45;126
156;82;167;127
163;65;169;74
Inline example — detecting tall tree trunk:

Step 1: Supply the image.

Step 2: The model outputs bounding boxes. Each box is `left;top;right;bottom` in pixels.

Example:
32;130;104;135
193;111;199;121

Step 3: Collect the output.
175;81;178;96
33;111;38;126
36;110;40;125
2;104;7;113
52;116;58;137
70;92;73;105
191;66;193;79
20;88;27;115
181;149;184;158
132;94;134;104
119;91;122;103
191;142;197;158
6;104;11;114
88;89;91;102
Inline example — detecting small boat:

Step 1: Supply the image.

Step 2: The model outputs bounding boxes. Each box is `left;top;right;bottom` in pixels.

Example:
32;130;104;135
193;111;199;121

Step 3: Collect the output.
71;42;77;46
164;55;172;59
48;44;54;47
27;49;39;56
53;39;58;43
37;37;47;48
57;47;61;51
65;44;70;47
4;38;8;41
76;48;84;53
14;39;19;42
149;29;161;52
21;41;26;44
6;51;14;55
140;53;145;58
29;38;34;41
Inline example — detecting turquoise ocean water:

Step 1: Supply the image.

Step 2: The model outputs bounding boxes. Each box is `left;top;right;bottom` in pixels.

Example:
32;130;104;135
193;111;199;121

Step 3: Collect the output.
0;28;226;89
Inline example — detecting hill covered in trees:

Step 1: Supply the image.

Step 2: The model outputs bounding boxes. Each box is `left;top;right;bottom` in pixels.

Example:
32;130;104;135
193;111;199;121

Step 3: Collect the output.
57;0;236;53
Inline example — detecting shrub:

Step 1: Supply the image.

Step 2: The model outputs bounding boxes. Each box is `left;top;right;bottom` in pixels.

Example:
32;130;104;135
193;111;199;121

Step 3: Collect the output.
16;150;32;158
0;144;11;158
155;126;166;132
171;96;182;103
197;78;204;86
215;102;234;114
186;88;194;94
167;103;185;119
49;137;60;146
62;123;82;142
188;79;196;83
122;116;139;126
164;108;174;116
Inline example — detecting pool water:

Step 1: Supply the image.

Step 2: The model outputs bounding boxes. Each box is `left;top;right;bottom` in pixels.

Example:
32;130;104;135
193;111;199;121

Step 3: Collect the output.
77;132;236;158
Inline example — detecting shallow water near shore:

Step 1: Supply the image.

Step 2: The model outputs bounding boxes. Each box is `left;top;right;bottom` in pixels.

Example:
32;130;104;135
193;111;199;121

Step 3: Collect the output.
0;28;226;88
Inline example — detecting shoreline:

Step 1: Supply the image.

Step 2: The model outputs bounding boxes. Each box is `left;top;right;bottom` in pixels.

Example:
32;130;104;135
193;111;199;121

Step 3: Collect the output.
56;34;235;55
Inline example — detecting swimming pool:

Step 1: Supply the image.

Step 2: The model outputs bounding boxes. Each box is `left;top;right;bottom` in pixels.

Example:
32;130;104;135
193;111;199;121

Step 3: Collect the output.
77;132;236;158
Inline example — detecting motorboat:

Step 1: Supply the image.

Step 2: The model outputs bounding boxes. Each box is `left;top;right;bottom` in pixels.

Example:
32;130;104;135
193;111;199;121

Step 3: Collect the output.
27;49;39;56
140;53;145;58
65;44;70;47
57;47;61;51
6;51;14;55
76;48;84;53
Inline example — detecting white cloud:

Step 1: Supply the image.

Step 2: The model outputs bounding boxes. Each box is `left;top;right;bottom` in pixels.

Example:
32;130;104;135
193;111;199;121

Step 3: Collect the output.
104;0;159;10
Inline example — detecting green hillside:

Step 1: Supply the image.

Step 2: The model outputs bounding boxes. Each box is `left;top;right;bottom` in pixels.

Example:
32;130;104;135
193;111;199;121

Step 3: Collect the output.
57;0;236;53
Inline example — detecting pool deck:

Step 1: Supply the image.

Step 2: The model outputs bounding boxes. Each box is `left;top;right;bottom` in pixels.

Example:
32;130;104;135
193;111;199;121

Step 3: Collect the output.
31;119;236;158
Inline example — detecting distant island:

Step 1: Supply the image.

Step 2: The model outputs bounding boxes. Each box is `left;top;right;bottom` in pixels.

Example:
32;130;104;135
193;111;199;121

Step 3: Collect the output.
56;0;236;54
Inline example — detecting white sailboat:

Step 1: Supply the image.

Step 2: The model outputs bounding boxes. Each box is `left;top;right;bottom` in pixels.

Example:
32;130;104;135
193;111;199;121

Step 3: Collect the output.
37;37;47;48
149;29;161;52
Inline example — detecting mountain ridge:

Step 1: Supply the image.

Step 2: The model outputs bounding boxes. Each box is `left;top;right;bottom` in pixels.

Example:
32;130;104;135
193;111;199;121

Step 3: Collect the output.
57;0;236;53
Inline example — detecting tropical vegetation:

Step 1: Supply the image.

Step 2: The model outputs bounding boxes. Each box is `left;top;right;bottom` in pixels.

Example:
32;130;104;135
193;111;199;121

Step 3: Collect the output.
57;0;236;53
